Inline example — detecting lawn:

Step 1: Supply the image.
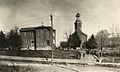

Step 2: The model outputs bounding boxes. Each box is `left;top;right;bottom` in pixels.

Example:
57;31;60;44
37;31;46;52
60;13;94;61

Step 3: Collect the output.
0;50;80;59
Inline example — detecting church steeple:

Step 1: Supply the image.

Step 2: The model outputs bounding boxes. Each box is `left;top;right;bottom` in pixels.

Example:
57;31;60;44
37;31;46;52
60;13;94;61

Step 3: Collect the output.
74;13;82;31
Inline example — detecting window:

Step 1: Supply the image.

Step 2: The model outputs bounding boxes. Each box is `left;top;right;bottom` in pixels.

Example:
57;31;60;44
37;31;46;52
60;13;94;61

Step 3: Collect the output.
30;32;34;36
41;30;43;35
47;40;50;45
24;40;27;43
36;30;40;36
32;41;34;43
24;32;26;36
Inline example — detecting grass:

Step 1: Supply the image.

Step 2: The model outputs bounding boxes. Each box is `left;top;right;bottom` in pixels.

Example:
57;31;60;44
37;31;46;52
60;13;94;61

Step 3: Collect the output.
0;65;33;72
102;56;120;63
0;50;80;59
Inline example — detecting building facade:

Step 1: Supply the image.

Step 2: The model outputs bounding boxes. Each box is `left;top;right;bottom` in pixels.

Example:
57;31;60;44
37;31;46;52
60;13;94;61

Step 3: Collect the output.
20;26;56;50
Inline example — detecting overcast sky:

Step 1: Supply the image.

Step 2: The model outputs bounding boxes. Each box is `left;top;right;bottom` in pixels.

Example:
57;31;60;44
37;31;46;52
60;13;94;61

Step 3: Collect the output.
0;0;120;46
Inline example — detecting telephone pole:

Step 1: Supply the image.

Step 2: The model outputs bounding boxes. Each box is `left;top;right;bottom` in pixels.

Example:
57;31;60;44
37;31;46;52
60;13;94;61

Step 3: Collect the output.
50;14;54;63
50;14;53;28
100;35;103;57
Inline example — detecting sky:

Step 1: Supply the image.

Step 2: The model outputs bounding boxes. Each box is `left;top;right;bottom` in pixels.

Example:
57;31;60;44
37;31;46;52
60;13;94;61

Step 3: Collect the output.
0;0;120;46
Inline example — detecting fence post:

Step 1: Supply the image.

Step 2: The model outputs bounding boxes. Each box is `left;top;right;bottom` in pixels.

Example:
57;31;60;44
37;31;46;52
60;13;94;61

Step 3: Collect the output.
112;57;114;63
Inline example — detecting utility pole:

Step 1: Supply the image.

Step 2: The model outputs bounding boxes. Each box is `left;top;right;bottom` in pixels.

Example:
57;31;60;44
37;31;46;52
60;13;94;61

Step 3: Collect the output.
100;35;103;57
50;14;53;28
50;14;54;63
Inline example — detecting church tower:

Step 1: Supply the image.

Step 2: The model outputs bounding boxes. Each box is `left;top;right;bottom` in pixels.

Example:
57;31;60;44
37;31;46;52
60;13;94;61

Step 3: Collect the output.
74;13;82;31
68;13;87;49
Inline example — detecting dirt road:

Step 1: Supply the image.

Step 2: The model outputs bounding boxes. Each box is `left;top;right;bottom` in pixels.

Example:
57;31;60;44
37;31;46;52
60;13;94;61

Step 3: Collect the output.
0;60;119;72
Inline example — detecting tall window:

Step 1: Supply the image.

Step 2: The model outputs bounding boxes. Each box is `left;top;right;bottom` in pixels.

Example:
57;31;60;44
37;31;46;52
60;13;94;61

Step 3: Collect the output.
30;32;34;36
24;40;27;43
36;30;40;36
24;32;26;36
41;30;43;35
41;30;44;39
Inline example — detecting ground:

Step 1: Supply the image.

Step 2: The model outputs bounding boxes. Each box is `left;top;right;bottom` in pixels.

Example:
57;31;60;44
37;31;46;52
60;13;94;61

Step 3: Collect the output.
0;50;119;72
0;60;120;72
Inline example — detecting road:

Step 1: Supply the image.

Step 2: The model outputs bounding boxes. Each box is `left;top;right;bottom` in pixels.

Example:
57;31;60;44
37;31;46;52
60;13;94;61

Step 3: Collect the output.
0;60;119;72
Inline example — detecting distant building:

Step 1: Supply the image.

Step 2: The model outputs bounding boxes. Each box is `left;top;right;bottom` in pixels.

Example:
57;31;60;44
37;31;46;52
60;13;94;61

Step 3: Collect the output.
20;26;56;50
70;13;87;48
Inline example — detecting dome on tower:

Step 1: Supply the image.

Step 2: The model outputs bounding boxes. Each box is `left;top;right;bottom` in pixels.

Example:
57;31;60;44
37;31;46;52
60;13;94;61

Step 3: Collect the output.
76;13;80;18
75;13;82;24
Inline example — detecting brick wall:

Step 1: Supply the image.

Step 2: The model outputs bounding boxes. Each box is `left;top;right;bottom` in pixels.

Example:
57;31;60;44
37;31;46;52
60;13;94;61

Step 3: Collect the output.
20;31;34;48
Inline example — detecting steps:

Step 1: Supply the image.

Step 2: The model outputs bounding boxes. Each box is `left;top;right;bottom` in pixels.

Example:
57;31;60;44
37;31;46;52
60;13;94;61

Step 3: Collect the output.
80;54;96;63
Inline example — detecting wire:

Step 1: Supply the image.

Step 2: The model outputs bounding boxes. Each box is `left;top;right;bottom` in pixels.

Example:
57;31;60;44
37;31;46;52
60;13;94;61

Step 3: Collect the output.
15;15;49;25
1;14;80;28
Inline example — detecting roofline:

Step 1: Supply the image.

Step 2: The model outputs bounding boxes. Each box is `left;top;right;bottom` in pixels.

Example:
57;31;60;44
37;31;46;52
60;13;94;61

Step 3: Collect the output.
81;31;87;36
20;26;55;32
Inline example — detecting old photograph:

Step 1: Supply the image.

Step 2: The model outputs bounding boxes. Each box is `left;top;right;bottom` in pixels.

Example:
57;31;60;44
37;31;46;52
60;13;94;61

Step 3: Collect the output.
0;0;120;72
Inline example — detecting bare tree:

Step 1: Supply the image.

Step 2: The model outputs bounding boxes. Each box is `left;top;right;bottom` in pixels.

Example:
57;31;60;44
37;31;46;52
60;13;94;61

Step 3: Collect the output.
63;29;72;41
95;29;110;48
63;26;73;41
110;24;120;38
62;27;73;50
110;24;120;47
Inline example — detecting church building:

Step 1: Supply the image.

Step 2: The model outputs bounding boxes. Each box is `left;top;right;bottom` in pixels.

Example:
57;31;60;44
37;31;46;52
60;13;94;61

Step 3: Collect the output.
70;13;87;48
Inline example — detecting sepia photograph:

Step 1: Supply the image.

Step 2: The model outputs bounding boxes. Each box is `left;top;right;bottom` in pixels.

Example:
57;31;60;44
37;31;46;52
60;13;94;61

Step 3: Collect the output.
0;0;120;72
